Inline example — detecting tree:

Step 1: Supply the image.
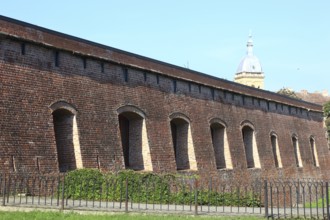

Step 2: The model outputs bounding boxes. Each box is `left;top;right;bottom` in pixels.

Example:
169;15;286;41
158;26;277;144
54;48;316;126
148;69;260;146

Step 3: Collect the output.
323;101;330;147
323;101;330;118
277;87;301;100
325;118;330;130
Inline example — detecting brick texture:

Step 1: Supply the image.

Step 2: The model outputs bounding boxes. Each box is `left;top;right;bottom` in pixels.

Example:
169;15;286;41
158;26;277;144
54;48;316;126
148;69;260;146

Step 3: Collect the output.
0;16;330;182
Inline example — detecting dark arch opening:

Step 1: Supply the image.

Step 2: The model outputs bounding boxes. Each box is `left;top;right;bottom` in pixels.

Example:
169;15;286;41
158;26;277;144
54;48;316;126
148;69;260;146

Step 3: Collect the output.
292;136;300;167
170;118;190;170
53;109;76;172
118;112;144;171
270;135;279;168
210;123;226;169
242;125;255;168
310;137;318;166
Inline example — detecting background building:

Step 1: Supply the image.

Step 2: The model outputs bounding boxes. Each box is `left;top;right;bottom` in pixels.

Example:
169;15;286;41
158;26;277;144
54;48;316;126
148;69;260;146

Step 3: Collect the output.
234;34;264;89
296;90;330;105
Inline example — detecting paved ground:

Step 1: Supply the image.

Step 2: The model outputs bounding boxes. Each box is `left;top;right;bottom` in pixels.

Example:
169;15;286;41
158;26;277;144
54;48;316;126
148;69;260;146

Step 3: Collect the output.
0;196;328;219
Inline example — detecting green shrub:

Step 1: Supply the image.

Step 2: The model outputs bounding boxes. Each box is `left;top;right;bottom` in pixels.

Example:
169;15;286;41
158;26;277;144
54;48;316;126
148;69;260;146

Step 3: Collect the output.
63;168;104;200
61;169;261;207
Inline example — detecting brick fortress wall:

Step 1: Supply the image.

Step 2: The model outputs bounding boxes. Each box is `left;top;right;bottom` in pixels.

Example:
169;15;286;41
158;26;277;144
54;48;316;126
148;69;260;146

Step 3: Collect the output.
0;16;329;181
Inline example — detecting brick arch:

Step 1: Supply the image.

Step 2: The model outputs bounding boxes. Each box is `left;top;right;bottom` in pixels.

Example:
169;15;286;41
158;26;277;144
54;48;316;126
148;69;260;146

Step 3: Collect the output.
117;105;146;119
117;105;152;171
291;133;298;139
240;120;256;130
49;100;78;115
209;118;228;128
169;112;197;171
169;112;190;123
269;131;277;137
50;101;82;172
240;120;260;168
269;131;282;168
209;118;232;169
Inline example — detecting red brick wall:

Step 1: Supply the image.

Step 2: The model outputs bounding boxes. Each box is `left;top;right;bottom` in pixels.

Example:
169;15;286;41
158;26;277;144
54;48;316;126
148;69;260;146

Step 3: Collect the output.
0;17;329;182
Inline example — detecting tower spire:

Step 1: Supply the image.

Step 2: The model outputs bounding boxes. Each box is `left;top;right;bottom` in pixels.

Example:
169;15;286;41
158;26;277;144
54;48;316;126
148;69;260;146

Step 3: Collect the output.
247;32;253;56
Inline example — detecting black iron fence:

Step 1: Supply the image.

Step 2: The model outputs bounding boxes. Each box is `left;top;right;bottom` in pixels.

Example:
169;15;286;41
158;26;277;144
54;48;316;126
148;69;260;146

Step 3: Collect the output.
0;173;330;219
265;179;330;219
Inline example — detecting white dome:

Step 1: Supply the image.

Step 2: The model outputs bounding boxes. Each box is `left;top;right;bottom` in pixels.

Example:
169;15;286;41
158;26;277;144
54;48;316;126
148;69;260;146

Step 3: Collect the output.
236;55;262;73
236;35;263;74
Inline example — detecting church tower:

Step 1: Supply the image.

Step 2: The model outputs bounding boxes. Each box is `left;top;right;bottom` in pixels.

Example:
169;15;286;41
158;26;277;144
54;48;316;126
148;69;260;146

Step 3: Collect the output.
234;34;264;89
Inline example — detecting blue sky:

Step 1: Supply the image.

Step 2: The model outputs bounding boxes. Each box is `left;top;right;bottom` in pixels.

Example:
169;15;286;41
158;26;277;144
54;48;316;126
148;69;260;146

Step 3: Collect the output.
1;1;329;93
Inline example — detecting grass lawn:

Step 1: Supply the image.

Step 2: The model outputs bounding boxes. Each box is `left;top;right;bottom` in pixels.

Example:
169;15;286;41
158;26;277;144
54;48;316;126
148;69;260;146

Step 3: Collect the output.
0;211;265;220
304;196;329;209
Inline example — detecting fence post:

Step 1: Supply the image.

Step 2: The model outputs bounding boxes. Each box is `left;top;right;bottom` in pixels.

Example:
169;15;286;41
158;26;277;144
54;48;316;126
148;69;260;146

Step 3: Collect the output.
61;174;65;211
125;177;128;213
6;175;10;203
194;179;198;216
264;180;268;218
2;174;6;206
326;182;329;220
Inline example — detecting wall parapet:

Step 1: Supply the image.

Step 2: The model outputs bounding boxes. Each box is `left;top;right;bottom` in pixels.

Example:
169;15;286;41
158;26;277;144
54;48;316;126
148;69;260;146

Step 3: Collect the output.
0;15;322;114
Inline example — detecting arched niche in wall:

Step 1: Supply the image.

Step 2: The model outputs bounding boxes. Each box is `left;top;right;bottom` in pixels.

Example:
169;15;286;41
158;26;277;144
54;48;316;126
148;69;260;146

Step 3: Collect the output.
309;135;319;167
291;133;303;168
117;105;152;171
269;131;282;168
49;101;83;172
169;112;197;171
209;118;232;169
240;120;260;169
